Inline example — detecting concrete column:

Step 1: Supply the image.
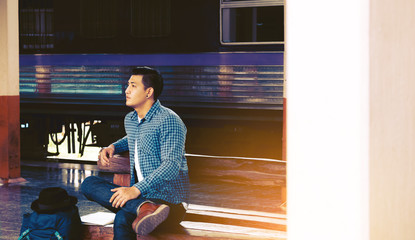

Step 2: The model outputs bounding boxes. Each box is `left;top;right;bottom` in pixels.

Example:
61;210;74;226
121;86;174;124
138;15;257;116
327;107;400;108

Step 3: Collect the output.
286;0;369;239
0;0;22;183
286;0;415;239
369;0;415;239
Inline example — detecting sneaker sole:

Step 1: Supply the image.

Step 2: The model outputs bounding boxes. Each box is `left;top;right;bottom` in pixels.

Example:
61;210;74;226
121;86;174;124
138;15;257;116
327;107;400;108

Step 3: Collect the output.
133;204;170;235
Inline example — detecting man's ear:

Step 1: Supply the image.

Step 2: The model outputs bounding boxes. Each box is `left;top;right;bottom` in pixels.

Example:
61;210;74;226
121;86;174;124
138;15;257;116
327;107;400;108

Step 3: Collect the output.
147;87;154;98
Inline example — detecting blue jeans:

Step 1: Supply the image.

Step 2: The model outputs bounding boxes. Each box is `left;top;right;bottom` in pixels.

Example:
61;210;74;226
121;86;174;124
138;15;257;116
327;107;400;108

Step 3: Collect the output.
81;176;186;240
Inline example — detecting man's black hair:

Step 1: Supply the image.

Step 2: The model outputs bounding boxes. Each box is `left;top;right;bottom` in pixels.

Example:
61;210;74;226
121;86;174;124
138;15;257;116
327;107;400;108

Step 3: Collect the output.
132;66;164;100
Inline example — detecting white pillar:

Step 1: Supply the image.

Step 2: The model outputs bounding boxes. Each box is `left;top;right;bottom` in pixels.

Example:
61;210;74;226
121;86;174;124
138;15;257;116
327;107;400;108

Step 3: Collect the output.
287;0;415;239
369;0;415;239
0;0;19;96
286;0;369;239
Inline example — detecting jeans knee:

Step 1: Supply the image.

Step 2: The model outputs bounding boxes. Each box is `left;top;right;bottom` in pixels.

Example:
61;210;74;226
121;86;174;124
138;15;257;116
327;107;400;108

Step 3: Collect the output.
80;175;98;197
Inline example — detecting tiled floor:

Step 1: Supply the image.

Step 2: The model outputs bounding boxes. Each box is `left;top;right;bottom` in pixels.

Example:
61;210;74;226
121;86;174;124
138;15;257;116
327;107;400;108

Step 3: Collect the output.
0;160;282;239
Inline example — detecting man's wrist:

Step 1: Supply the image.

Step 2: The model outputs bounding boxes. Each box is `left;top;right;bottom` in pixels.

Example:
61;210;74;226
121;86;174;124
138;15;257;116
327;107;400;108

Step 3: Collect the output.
132;186;140;194
99;145;115;153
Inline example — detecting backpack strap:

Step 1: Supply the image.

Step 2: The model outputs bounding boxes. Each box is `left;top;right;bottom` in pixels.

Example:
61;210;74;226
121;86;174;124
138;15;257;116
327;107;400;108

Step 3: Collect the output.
54;231;63;240
17;229;31;240
17;228;63;240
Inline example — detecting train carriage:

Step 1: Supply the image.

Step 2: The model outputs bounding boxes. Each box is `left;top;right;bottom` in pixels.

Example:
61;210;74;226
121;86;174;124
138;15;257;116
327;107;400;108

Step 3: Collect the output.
19;0;284;160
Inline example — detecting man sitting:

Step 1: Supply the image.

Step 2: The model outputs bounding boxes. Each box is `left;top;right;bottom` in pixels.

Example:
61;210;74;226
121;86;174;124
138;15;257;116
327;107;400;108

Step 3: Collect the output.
81;67;190;239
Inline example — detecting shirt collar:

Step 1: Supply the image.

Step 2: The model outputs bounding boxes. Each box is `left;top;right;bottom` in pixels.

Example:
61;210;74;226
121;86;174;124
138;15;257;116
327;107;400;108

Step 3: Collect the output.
130;100;161;122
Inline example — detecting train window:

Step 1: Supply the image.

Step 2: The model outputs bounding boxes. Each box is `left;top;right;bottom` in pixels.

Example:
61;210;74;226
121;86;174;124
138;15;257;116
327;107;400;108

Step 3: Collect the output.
130;0;171;38
80;0;117;38
220;0;284;45
19;0;54;50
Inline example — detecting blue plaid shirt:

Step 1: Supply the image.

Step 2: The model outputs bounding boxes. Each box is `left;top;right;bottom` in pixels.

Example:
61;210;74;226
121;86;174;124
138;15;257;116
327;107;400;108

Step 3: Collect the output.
112;100;190;204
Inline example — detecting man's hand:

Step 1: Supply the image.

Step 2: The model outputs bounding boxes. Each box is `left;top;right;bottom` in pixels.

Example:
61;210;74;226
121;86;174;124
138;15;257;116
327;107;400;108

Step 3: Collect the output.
109;186;141;208
98;145;115;167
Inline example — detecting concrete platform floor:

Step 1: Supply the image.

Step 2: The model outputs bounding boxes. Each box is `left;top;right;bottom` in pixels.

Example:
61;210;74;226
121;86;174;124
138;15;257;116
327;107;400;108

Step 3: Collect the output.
0;160;283;239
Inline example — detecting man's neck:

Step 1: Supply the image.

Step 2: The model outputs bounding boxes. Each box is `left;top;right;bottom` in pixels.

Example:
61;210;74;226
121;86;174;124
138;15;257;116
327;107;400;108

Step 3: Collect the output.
134;100;155;119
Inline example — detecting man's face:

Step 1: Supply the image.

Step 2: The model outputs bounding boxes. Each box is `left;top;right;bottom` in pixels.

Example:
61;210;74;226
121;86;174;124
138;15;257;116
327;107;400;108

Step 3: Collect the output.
125;75;148;109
